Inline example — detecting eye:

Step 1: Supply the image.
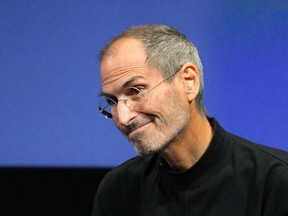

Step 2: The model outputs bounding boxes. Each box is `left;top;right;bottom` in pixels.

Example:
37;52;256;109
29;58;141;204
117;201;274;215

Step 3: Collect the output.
126;87;144;96
106;97;117;106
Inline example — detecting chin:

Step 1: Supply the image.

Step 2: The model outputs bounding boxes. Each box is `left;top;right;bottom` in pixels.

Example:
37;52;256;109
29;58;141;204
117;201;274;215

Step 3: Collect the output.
132;139;167;157
131;140;154;157
135;147;155;157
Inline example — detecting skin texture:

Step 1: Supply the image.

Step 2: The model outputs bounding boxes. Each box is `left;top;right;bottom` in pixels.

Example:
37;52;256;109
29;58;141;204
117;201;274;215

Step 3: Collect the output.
100;38;213;171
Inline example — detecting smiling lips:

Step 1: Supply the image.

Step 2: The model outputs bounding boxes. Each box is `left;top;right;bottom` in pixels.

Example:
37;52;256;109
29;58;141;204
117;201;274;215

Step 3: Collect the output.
123;120;153;137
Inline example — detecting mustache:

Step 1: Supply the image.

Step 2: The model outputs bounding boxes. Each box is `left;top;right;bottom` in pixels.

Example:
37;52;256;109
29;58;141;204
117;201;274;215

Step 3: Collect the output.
122;122;138;136
122;117;154;136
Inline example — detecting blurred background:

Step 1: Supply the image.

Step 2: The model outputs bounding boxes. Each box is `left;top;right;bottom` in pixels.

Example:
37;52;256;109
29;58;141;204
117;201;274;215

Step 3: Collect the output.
1;0;287;215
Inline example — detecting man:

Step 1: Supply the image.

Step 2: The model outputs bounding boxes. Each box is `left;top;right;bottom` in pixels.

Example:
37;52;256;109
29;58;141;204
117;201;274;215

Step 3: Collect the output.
93;25;288;215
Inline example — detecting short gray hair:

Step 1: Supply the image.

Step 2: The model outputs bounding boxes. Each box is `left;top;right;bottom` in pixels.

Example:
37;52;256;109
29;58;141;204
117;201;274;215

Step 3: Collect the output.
100;25;207;115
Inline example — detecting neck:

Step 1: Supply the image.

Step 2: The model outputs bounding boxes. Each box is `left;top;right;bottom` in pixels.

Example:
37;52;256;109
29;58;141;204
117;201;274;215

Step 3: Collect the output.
160;111;213;171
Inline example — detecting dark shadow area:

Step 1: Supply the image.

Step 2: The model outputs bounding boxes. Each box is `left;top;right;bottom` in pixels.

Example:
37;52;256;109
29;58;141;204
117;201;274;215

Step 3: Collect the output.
0;167;111;216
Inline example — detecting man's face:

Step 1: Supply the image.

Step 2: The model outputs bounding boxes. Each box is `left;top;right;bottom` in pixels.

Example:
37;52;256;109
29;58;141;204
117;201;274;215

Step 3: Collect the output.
100;38;191;156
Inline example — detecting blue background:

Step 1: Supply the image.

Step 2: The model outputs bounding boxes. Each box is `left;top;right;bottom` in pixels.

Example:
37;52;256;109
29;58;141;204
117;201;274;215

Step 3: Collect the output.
1;1;287;167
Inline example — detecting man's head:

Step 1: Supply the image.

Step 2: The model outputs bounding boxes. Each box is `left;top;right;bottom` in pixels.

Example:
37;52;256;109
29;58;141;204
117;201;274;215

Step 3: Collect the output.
99;25;207;156
100;25;206;115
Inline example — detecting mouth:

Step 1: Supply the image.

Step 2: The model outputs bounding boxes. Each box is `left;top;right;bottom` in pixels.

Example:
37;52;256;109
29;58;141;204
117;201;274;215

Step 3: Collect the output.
125;121;153;138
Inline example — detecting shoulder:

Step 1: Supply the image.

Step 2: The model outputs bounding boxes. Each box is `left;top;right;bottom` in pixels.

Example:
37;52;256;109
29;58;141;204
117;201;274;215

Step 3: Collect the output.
222;128;288;214
212;117;288;182
93;155;158;215
211;118;288;168
97;154;158;193
225;131;288;190
227;131;288;165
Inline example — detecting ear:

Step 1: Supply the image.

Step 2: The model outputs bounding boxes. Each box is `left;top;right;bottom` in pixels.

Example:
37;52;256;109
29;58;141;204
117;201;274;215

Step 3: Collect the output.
180;63;200;102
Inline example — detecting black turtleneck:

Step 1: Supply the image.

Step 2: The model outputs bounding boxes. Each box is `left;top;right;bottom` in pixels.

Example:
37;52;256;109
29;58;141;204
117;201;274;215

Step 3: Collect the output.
93;118;288;216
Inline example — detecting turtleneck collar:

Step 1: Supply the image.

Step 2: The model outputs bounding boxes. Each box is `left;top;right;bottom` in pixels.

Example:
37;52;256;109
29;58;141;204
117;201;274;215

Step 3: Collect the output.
157;118;233;188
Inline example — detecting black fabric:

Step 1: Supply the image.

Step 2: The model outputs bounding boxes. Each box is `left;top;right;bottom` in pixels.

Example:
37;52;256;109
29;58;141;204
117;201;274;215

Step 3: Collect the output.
92;118;288;216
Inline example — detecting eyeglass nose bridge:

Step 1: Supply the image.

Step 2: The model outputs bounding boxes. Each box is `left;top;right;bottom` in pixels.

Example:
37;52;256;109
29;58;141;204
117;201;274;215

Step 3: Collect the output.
116;98;135;111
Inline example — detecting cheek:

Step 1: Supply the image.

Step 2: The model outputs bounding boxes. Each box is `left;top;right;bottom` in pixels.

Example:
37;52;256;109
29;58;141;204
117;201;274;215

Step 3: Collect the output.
149;88;171;105
139;87;177;116
142;96;166;113
142;97;172;119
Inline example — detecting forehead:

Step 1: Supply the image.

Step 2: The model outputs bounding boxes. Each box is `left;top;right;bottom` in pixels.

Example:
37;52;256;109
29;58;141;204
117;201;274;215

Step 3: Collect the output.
102;38;146;65
100;38;162;92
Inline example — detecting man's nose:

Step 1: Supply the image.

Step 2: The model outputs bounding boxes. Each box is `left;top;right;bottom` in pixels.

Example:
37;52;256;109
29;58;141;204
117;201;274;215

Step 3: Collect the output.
115;101;137;126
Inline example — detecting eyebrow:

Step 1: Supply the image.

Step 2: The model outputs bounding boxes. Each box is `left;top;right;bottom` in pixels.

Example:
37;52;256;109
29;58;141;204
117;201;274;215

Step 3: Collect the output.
122;75;144;88
99;75;145;97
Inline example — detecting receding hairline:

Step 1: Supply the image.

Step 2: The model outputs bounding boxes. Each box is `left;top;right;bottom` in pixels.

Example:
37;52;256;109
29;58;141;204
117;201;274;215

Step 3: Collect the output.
100;37;148;62
100;25;187;61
